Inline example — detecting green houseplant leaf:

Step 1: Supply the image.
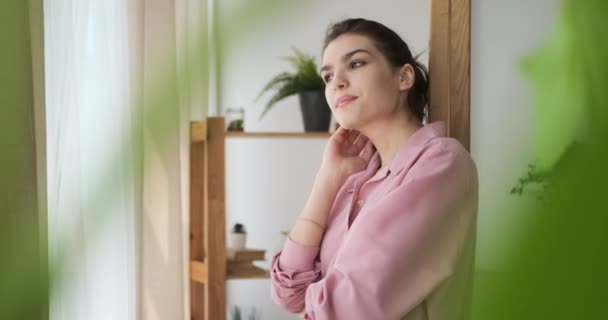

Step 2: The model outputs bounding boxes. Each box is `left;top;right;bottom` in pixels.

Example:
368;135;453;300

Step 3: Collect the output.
256;47;325;120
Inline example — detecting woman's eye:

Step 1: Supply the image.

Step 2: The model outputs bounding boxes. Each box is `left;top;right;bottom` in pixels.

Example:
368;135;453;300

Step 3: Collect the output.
323;74;333;83
351;60;365;68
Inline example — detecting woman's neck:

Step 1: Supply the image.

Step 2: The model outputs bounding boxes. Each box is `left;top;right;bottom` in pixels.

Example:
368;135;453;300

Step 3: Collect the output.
362;110;422;171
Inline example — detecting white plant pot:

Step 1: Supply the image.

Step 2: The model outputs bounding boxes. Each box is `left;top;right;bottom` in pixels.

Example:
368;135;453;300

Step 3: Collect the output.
231;233;247;250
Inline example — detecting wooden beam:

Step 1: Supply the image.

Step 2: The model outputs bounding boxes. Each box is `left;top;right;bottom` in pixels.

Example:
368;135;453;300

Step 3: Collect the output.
429;0;451;127
429;0;471;151
190;121;207;320
191;121;208;142
204;117;227;320
450;0;471;150
190;260;209;284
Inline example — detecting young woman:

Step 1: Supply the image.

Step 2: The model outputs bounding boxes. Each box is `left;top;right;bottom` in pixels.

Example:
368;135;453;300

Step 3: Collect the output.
271;18;478;320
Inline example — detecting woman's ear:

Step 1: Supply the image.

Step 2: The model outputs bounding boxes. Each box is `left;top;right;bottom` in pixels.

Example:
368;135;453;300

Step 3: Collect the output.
398;64;415;91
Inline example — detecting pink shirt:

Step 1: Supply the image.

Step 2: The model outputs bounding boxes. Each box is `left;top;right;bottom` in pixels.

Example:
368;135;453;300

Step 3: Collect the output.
270;122;478;320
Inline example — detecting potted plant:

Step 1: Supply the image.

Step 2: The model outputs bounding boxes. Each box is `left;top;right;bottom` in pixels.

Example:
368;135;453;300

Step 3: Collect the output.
230;305;260;320
256;47;331;132
230;305;242;320
226;107;245;132
231;223;247;250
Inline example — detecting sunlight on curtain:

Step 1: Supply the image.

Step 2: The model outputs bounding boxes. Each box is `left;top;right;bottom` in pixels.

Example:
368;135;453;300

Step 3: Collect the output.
44;1;138;319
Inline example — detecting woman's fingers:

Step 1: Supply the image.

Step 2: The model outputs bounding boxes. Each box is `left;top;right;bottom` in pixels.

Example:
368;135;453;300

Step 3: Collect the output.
332;128;373;161
346;129;360;145
331;126;348;144
353;133;367;149
358;140;375;163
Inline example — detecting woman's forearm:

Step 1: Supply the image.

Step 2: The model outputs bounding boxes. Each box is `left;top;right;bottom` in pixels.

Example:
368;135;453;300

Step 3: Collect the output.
289;170;346;247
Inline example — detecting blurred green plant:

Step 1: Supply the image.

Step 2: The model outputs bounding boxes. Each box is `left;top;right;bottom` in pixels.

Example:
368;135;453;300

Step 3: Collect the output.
255;47;325;120
2;0;608;319
230;305;260;320
230;305;242;320
474;0;608;319
232;222;246;234
510;163;549;197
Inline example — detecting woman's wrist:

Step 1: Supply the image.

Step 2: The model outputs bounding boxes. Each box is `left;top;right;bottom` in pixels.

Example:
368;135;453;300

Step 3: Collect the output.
298;217;325;229
316;166;349;190
288;166;350;247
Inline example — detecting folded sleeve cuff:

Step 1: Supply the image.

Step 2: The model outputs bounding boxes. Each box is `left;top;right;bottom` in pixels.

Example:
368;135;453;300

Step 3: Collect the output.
278;237;320;271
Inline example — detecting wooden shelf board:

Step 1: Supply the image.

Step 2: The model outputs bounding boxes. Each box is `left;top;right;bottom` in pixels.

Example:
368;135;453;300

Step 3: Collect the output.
191;259;270;281
226;265;270;280
225;131;331;138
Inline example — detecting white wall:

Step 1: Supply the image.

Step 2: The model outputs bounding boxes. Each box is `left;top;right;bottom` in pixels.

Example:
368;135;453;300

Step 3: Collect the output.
219;0;560;318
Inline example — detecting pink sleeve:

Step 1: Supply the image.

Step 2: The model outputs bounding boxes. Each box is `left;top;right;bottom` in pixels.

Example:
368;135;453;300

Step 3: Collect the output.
270;237;322;313
302;146;477;319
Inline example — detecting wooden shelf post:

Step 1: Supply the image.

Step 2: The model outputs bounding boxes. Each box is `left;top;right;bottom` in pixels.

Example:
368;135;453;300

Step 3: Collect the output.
190;118;227;320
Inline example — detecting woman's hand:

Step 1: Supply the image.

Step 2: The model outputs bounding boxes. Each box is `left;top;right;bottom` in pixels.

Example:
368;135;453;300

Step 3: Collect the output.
319;127;375;184
288;127;374;246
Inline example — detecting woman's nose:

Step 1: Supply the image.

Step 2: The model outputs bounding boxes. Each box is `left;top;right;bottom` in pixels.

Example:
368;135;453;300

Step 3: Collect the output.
332;72;349;91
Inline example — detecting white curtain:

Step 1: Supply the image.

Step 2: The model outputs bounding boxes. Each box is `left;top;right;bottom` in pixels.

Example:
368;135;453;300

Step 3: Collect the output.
44;0;208;319
45;1;139;319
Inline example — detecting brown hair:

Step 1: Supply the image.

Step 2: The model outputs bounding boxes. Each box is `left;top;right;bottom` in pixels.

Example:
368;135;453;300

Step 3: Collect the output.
323;18;429;122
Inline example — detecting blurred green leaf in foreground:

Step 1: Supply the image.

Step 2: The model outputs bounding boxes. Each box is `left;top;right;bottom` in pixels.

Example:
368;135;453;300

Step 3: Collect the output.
2;0;607;319
474;0;608;319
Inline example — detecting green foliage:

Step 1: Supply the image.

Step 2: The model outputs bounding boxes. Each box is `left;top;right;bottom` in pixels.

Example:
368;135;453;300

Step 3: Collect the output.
232;223;246;234
230;305;242;320
230;305;260;320
510;163;549;197
475;0;608;319
256;47;324;119
228;119;244;131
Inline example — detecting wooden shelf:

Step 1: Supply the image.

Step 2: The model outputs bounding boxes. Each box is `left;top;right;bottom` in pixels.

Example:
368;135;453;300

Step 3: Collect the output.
226;265;270;280
225;131;331;138
190;259;270;282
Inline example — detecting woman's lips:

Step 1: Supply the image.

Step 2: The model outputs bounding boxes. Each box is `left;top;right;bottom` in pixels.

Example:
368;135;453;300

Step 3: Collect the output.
336;95;357;108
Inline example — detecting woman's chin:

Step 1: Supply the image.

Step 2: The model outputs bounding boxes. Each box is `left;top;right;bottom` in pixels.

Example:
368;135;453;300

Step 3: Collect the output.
335;118;360;131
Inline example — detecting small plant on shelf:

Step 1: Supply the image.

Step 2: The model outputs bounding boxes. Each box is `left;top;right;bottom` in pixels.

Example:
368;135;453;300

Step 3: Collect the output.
230;305;242;320
231;222;247;250
230;305;260;320
232;223;246;234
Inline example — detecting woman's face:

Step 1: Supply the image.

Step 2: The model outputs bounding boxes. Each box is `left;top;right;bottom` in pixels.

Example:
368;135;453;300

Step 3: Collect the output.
321;34;412;130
